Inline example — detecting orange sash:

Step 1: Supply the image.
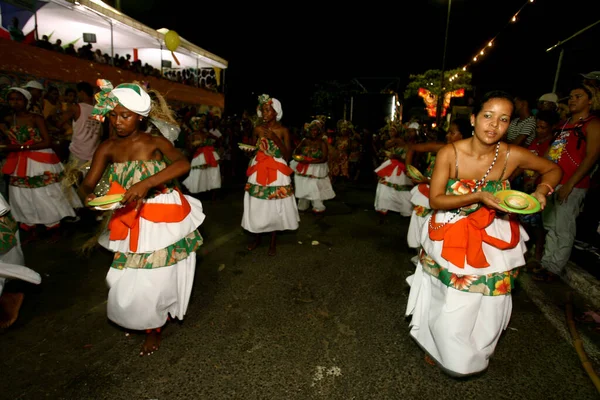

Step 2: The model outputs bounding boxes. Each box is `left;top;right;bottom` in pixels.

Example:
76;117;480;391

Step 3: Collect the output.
376;159;405;178
429;207;520;269
106;182;191;252
193;146;218;167
2;145;60;177
295;162;309;174
246;152;293;186
418;183;430;198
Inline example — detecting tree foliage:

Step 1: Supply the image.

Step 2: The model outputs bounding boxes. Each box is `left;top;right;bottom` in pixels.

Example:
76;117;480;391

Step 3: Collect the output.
404;68;472;99
311;80;365;117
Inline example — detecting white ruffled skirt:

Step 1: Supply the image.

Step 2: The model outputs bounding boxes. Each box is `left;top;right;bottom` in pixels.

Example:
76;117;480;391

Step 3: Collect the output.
407;184;431;249
182;150;221;193
8;149;82;226
290;161;336;201
242;155;299;233
101;191;205;330
405;210;529;376
374;161;413;216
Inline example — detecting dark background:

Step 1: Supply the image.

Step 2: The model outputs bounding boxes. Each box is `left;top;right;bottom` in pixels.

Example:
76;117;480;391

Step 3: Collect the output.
119;0;599;126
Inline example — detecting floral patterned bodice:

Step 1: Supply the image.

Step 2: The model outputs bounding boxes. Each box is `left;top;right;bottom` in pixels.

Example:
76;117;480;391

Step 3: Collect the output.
298;139;324;159
107;160;174;197
257;137;282;158
446;178;510;215
6;125;41;145
387;146;407;161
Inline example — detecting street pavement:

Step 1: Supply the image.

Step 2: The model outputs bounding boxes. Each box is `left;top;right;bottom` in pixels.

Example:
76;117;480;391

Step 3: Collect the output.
1;182;599;400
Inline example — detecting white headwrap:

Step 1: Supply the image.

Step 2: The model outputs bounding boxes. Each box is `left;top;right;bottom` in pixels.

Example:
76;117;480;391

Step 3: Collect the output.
111;84;152;117
408;122;420;131
256;95;283;121
8;87;32;107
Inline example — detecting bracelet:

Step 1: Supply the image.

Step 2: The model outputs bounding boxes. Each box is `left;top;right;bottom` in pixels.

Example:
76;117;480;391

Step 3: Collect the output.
537;182;554;196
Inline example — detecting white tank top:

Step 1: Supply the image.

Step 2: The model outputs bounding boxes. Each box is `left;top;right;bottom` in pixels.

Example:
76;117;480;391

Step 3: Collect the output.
69;103;102;161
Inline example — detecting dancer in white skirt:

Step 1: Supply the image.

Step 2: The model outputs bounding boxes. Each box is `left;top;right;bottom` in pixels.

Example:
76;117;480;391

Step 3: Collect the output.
0;193;41;328
406;119;469;249
405;91;562;376
374;123;413;221
1;87;82;243
242;94;299;256
182;116;221;195
290;120;335;213
80;79;205;356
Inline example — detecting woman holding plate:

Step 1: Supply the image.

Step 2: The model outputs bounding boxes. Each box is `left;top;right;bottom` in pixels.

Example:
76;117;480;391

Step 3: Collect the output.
290;120;335;214
405;91;561;377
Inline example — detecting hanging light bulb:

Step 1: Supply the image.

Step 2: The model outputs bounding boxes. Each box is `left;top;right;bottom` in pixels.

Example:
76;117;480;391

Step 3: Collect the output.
480;50;484;55
462;66;466;71
488;41;493;47
473;56;478;62
512;15;517;22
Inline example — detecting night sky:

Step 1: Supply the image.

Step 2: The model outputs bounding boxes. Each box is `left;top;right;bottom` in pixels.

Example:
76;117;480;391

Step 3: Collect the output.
122;0;598;125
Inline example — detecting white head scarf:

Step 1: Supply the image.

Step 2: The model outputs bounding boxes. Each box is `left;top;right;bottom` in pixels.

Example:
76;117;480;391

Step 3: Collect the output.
257;95;283;121
408;122;420;131
8;87;32;107
111;83;152;117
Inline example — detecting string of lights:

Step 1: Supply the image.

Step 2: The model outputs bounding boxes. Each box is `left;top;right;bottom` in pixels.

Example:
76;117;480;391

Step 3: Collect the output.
449;0;535;83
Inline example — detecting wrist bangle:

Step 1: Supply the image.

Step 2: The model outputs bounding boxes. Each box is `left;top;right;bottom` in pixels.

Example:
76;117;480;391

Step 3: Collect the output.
537;183;554;196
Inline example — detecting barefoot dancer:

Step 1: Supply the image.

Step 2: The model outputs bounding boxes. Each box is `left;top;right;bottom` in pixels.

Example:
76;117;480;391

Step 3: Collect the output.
242;94;299;256
405;91;562;376
374;122;413;220
0;193;41;329
290;120;335;214
0;88;82;243
182;116;221;195
80;80;205;356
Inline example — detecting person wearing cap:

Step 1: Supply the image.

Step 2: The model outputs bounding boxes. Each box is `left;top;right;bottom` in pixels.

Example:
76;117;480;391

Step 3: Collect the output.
0;87;81;243
533;83;600;281
538;93;559;113
24;81;44;115
242;94;299;256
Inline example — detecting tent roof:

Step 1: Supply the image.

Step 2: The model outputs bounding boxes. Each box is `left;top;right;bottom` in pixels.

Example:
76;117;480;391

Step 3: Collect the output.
21;0;228;69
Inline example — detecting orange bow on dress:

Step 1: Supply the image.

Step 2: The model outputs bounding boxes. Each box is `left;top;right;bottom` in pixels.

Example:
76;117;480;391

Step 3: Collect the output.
193;146;218;168
429;207;520;269
2;142;60;177
418;183;430;198
295;162;309;174
246;152;293;186
376;159;405;178
106;182;191;252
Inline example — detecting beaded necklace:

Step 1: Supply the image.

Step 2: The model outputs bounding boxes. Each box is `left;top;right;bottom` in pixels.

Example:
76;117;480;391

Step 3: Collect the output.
429;141;501;230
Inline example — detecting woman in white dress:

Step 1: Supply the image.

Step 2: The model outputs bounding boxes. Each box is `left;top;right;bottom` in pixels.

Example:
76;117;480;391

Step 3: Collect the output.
242;94;299;256
405;91;562;376
182;116;221;195
374;123;413;221
290;120;335;214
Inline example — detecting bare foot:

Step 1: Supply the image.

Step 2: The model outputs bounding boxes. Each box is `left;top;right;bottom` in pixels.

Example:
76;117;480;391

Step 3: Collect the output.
268;232;276;256
247;235;261;251
0;292;24;329
140;330;161;356
424;355;436;366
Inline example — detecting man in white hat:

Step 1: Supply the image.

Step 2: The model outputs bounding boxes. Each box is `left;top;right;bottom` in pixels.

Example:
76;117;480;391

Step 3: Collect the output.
538;93;559;112
24;81;44;115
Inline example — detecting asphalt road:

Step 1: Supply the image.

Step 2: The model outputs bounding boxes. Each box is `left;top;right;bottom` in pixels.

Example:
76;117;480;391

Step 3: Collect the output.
1;182;597;400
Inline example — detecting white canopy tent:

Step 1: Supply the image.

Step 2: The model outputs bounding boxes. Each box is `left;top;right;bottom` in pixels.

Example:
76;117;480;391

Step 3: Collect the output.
21;0;228;70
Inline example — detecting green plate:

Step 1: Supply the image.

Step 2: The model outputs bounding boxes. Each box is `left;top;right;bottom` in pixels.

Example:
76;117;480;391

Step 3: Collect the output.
494;190;541;214
238;143;256;150
88;194;124;206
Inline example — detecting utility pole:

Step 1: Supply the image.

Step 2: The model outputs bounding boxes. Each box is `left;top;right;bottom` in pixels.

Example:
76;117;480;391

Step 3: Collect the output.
436;0;452;128
115;0;121;10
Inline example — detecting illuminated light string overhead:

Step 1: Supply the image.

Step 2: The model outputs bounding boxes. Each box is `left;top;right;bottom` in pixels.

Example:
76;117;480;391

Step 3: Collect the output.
448;0;535;82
